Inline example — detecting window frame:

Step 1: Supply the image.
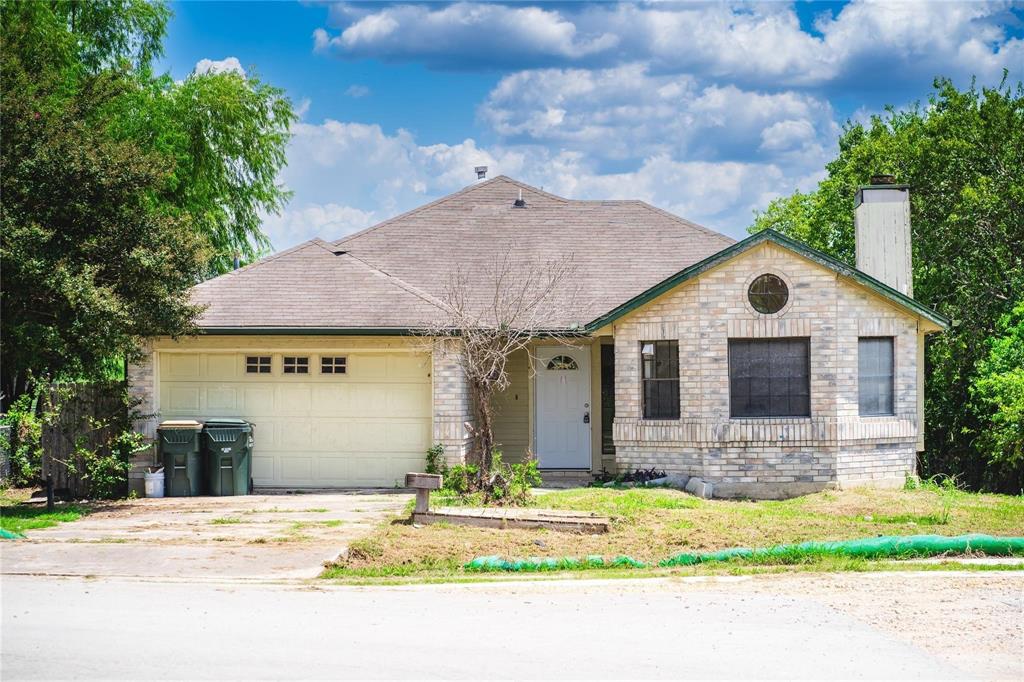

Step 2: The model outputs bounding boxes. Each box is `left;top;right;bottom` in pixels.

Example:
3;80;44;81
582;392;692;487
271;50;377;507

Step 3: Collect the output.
320;356;348;375
282;356;310;375
858;337;895;416
640;340;680;420
245;355;272;374
728;338;811;419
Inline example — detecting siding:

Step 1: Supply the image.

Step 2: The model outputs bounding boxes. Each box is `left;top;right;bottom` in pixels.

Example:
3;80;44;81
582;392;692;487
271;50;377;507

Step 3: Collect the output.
492;349;531;462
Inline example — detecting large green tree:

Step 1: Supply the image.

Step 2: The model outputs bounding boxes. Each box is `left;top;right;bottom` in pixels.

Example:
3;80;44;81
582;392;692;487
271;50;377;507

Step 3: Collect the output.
1;0;295;404
750;77;1024;492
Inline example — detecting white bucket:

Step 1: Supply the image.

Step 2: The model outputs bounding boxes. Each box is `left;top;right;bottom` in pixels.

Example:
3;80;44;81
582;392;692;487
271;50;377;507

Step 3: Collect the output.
144;468;165;498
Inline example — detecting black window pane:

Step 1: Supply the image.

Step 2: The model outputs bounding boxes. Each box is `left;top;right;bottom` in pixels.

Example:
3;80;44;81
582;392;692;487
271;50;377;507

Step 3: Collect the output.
729;338;810;418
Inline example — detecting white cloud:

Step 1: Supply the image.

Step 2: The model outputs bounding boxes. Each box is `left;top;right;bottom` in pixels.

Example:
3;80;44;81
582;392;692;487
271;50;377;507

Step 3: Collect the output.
345;84;371;98
261;203;378;248
317;2;618;68
193;57;246;77
479;65;838;171
314;1;1023;87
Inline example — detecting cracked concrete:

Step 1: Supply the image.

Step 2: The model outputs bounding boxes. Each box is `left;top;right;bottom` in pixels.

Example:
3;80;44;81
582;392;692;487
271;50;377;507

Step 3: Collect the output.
1;492;410;580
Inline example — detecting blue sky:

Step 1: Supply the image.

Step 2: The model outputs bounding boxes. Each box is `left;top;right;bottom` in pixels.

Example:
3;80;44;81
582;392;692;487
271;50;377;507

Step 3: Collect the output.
158;1;1023;248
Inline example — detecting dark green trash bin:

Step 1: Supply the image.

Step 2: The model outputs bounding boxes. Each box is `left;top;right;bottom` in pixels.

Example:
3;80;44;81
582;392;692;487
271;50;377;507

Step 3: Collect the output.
157;420;204;497
202;418;253;496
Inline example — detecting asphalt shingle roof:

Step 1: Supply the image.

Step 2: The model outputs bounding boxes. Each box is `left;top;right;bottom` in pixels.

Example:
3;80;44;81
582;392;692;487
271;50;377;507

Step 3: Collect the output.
193;176;736;330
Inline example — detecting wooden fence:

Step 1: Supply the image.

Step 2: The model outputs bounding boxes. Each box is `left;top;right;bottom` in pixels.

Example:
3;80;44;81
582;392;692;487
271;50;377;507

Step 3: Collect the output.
40;382;130;498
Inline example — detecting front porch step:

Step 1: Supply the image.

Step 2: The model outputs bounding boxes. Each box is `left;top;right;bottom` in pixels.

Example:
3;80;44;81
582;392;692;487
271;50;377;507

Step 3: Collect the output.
539;469;594;489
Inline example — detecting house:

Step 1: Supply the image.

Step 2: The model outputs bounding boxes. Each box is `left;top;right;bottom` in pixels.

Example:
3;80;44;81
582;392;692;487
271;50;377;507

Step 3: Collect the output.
129;176;947;499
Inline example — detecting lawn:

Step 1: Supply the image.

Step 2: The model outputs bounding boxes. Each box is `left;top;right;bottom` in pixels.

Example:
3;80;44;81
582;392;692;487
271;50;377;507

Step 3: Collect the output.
322;485;1024;582
1;488;87;535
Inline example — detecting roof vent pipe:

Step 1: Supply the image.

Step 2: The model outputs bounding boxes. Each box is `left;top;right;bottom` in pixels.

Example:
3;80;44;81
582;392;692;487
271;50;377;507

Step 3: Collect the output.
232;250;240;270
513;189;526;208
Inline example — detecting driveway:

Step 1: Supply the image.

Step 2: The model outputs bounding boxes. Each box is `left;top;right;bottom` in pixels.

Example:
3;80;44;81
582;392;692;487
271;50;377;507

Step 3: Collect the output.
0;492;410;580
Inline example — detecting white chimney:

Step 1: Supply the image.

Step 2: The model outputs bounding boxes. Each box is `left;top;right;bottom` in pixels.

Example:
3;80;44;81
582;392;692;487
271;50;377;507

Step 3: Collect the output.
854;176;912;297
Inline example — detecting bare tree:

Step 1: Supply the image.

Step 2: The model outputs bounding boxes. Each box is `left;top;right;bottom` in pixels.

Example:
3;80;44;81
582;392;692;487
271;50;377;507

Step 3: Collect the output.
421;244;580;484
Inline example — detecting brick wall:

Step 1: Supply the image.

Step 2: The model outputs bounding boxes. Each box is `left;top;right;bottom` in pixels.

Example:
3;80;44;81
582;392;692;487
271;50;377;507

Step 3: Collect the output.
610;241;923;497
431;339;475;467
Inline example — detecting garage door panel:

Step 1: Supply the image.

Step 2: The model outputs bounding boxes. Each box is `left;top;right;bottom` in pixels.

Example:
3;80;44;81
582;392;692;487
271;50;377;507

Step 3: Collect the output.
280;455;313;483
311;385;350;415
207;387;238;412
160;350;430;487
352;355;386;378
280;421;312;449
387;422;431;450
242;387;275;415
206;354;237;380
387;384;431;416
312;422;350;450
252;455;275;482
278;386;312;415
350;385;388;413
166;386;200;412
165;354;200;379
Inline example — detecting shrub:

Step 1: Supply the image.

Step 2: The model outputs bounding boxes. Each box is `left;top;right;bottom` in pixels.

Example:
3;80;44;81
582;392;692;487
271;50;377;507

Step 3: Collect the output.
482;450;542;506
443;463;479;496
1;391;43;486
425;443;447;475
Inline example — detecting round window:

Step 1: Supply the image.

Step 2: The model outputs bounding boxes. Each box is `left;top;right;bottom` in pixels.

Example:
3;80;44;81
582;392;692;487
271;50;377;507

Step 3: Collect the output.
748;274;789;314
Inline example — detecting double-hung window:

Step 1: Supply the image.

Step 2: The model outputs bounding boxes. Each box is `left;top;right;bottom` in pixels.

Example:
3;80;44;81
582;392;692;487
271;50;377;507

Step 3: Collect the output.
729;338;810;418
641;341;679;419
858;337;895;416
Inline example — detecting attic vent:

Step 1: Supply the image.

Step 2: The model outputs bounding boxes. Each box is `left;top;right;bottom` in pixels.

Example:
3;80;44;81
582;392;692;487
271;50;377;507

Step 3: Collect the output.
512;189;526;209
332;250;347;256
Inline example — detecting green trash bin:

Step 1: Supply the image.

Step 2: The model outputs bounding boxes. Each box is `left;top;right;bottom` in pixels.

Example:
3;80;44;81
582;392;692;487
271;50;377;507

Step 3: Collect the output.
202;418;253;496
157;420;204;497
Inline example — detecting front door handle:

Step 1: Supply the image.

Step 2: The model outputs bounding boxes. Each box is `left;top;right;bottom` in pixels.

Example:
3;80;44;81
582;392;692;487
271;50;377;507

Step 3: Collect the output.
583;412;590;424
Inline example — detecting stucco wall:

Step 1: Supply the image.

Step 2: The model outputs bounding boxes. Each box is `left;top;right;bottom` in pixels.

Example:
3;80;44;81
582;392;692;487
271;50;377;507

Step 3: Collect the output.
609;241;925;497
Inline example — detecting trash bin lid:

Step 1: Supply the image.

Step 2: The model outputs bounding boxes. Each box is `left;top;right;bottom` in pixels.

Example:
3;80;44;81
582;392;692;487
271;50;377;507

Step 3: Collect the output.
203;418;251;429
158;420;203;430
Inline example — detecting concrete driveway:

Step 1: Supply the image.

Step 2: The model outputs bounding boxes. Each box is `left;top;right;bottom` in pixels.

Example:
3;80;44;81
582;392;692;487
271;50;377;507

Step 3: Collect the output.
1;491;410;580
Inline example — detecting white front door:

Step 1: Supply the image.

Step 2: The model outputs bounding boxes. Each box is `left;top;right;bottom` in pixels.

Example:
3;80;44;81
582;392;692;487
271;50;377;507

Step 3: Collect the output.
535;347;591;469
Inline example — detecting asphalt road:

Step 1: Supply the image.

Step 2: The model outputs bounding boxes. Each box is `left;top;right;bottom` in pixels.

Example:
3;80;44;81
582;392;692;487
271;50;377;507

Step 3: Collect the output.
2;573;1020;680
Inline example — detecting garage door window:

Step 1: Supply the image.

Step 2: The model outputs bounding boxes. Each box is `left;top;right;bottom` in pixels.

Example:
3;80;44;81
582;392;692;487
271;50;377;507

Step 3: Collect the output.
321;356;347;374
283;356;309;374
245;356;272;374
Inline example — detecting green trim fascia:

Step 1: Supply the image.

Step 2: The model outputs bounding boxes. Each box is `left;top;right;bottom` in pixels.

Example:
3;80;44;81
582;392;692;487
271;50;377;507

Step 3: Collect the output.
199;327;418;336
198;327;592;339
585;229;949;332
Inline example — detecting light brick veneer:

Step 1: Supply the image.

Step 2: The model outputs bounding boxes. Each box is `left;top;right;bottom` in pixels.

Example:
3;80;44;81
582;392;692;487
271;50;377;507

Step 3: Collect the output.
127;342;159;440
610;242;924;499
431;340;475;467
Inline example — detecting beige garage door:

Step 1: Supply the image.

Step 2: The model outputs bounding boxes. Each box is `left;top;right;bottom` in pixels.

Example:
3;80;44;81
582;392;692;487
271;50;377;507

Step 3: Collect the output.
158;351;431;487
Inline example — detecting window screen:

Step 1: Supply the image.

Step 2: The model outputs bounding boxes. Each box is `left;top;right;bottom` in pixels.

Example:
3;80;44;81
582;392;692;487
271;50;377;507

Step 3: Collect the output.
321;356;347;374
641;341;680;420
283;356;309;374
729;338;810;418
858;337;894;415
245;356;271;374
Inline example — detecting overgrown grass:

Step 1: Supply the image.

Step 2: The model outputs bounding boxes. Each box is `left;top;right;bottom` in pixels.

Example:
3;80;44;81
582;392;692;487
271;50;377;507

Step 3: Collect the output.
322;486;1024;583
1;504;88;534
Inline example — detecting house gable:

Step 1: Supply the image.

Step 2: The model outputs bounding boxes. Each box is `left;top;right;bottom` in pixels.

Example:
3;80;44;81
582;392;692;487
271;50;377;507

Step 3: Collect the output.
586;229;948;334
